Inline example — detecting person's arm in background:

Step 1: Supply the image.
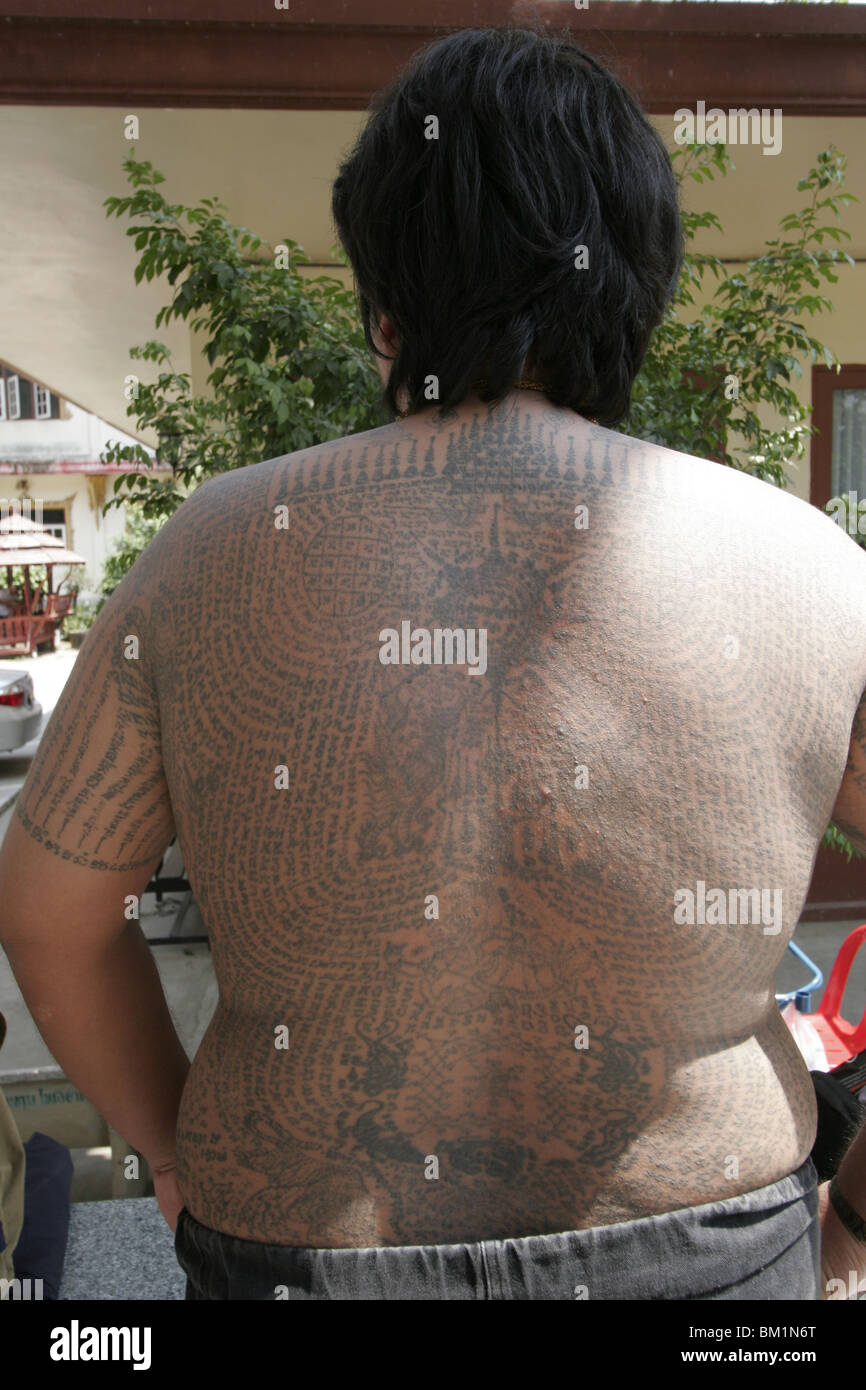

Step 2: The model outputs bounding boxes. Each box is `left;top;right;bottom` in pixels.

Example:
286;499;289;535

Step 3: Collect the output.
0;500;200;1232
823;687;866;1298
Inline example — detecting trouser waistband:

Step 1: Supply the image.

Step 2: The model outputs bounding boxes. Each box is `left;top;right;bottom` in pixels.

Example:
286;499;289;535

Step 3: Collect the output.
175;1156;820;1300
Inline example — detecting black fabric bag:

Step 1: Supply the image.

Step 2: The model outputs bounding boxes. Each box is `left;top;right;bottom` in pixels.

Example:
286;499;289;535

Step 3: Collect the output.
810;1064;866;1182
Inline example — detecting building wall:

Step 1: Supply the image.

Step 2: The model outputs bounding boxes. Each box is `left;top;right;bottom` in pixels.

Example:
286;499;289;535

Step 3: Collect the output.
0;398;170;595
654;114;866;503
0;105;861;503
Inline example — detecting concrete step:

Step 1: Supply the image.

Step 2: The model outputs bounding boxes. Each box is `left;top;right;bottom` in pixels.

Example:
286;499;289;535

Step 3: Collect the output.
59;1197;186;1301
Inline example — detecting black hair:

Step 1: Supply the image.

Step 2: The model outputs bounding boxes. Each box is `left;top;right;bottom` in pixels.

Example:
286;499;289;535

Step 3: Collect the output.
331;25;684;426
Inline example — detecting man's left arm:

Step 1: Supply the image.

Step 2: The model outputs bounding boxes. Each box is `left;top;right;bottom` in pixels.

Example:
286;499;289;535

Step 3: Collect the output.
0;545;189;1181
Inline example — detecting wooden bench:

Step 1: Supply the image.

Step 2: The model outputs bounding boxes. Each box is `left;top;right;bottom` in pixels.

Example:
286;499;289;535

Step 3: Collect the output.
0;615;34;657
43;593;74;621
0;599;74;657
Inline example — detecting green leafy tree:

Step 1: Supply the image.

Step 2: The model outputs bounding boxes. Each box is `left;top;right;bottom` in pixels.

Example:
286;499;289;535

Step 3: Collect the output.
99;506;164;597
59;510;163;634
100;152;387;522
624;143;856;487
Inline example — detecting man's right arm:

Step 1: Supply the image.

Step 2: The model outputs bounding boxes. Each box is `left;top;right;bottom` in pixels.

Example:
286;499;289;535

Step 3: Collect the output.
822;687;866;1297
832;686;866;858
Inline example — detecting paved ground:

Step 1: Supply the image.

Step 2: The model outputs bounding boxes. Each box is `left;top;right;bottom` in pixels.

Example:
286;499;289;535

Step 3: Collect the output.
60;1198;185;1300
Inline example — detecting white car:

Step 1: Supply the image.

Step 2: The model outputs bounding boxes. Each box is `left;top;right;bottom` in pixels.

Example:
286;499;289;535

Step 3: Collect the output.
0;669;43;752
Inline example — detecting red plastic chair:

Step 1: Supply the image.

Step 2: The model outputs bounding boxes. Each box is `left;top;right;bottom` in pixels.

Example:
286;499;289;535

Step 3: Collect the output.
804;924;866;1069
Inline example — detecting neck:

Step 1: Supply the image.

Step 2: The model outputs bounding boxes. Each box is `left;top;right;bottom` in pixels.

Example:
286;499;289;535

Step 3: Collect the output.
394;385;593;427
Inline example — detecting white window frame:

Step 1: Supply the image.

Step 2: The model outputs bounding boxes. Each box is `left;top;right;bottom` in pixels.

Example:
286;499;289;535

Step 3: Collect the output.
35;385;51;420
5;375;20;420
0;379;6;420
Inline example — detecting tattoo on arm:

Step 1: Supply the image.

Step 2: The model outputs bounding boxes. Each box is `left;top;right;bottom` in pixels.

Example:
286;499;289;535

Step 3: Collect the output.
15;595;174;871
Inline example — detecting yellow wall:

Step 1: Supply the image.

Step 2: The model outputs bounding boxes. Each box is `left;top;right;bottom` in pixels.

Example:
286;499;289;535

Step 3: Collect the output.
0;106;862;500
655;115;866;500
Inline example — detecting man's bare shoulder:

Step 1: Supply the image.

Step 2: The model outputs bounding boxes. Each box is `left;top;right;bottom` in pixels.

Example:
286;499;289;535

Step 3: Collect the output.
655;438;866;562
199;422;405;503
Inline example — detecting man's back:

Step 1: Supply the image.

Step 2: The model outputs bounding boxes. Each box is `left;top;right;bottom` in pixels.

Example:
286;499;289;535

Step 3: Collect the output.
140;399;866;1247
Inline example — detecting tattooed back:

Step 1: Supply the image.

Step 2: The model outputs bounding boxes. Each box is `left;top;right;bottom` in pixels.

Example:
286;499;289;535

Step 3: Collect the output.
146;402;866;1246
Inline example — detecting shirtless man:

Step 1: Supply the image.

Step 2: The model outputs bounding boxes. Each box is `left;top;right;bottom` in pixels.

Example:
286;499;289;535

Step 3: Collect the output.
1;26;865;1301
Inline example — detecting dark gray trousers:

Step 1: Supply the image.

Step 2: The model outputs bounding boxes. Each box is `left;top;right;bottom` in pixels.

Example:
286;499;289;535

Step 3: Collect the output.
175;1156;819;1300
